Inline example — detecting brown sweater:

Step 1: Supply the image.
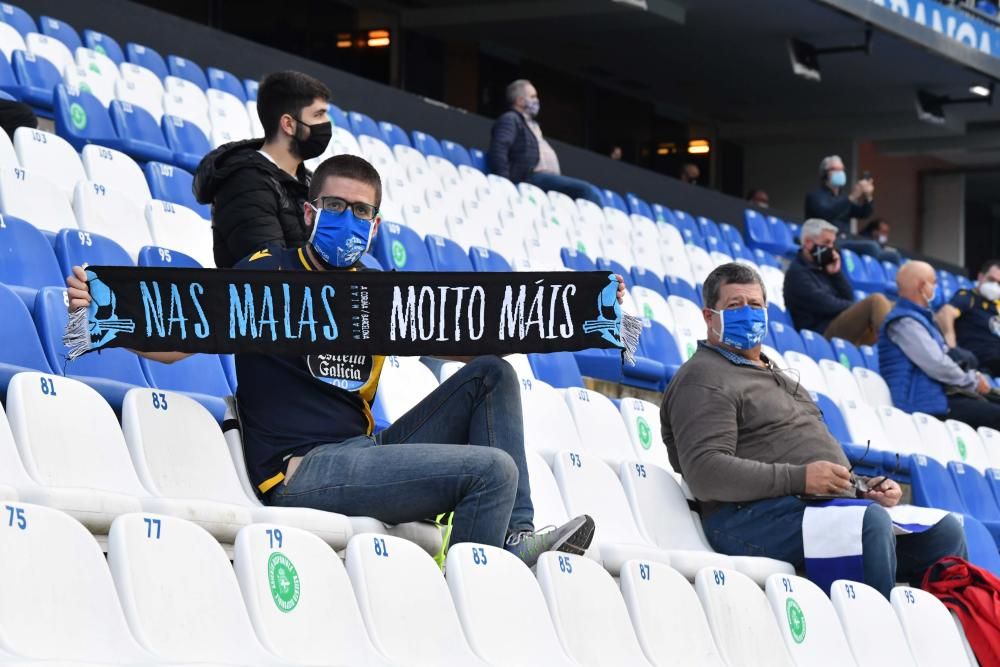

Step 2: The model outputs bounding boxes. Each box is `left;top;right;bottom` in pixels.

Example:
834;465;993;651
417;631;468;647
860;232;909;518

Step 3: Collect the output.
660;343;849;516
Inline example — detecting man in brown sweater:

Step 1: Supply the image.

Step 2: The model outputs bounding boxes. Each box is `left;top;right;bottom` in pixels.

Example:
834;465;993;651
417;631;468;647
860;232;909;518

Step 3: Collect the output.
661;262;966;598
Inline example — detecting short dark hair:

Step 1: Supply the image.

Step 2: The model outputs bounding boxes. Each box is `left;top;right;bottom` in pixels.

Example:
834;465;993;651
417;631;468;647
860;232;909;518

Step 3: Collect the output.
702;263;767;309
309;154;383;208
979;258;1000;276
256;71;332;140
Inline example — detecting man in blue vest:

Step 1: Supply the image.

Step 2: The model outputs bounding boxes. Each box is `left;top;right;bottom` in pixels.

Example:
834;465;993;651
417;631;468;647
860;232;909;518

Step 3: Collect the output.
879;261;1000;429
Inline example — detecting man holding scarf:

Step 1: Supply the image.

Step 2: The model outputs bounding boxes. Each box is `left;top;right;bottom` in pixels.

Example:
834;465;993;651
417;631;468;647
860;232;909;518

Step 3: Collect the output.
67;154;617;566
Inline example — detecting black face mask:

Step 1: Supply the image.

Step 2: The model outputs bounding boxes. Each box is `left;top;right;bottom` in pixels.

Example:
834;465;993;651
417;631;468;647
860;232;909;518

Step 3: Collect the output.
291;117;332;160
811;244;836;267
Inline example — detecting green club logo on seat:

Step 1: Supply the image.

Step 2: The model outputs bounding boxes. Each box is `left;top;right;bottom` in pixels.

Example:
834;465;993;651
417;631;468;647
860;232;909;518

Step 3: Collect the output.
643;304;654;321
94;44;106;55
78;83;92;95
267;552;301;613
786;597;806;644
957;437;967;460
839;352;850;369
576;241;586;254
88;63;101;75
637;416;652;449
685;342;696;359
69;103;87;130
391;240;407;268
845;255;855;271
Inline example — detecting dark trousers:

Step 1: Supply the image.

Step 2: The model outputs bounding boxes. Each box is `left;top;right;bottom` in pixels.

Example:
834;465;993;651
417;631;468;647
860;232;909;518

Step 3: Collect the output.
0;100;38;139
945;394;1000;430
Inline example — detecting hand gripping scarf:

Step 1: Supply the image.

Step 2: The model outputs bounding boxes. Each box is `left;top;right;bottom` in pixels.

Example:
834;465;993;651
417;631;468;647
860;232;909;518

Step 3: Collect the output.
65;267;641;363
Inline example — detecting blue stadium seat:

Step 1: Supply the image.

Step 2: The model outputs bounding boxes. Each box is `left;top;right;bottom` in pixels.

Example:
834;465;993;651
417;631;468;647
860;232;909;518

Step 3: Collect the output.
859;344;879;372
948;462;1000;544
574;340;666;392
841;248;881;293
138;246;201;268
468;148;487;172
0;54;19;99
766;215;798;256
880;260;898;286
206;66;246;102
33;285;150;410
39;15;80;52
561;248;595;272
744;208;788;257
359;254;382;270
11;50;60;109
787;222;800;243
671;210;705;248
595;258;629;286
378;120;410;148
728;240;754;262
109;100;173;163
964;515;1000;576
753;248;781;269
852;289;868;303
936;270;957;310
769;321;804;354
0;214;63;310
697;216;722;242
144;162;210;219
800;329;834;362
425;234;472;271
53;85;118;152
440;139;472;167
220;353;237;392
985;469;1000;519
372;222;432;271
125;43;167;80
767;303;791;327
139;355;230;421
625;193;653;219
348;111;380;138
956;274;974;291
642;320;684;383
410;130;443;158
812;392;880;473
860;254;893;293
0;282;52;394
161;115;210;173
468;246;511;272
663;275;700;305
82;29;124;65
528;352;583;388
831;337;865;370
650;203;678;226
166;55;208;91
602;189;628;213
243;78;258;101
53;228;133;278
1;3;37;37
718;222;744;247
631;267;667;298
327;103;349;131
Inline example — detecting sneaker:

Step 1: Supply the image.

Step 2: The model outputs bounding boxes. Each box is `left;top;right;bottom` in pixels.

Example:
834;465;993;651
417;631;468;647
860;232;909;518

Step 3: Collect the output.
504;514;595;568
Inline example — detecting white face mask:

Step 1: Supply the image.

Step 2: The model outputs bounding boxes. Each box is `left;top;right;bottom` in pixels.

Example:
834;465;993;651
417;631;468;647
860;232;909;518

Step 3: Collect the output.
923;284;937;306
877;234;888;244
980;281;1000;302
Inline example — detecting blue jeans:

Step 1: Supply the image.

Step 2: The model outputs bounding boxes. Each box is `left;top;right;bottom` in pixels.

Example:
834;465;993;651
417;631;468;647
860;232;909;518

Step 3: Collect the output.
703;496;967;598
269;356;532;548
527;171;603;205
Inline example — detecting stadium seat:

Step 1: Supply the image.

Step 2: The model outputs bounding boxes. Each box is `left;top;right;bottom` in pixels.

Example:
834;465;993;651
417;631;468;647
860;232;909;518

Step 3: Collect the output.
564;387;643;464
0;163;78;234
552;449;671;574
624;193;654;219
425;234;473;271
163;92;211;143
695;567;796;667
0;501;164;663
207;87;251;139
889;586;973;667
0;214;63;306
527;351;583;389
944;419;992;471
769;321;805;354
800;329;835;362
830;336;864;369
371;355;438;426
72;179;151;260
371;221;432;271
631;267;667;298
145;199;213;267
975;427;1000;469
138;245;201;268
410;129;443;157
247;102;263;138
468;245;511;272
948;461;1000;543
911;412;963;464
137;341;228;412
10;49;61;109
106;512;289;665
764;573;856;666
0;284;53;390
856;344;878;373
166;54;208;89
109;100;173;163
820;359;864;404
663;275;700;305
558;247;592;271
744;208;790;257
830;579;917;665
378;119;410;147
52;84;119;152
143;161;210;218
26;27;72;71
441;138;472;167
535;551;653;666
445;543;576;667
1;3;37;37
124;41;166;79
206;65;245;101
82;29;124;64
52;226;131;277
62;59;117;107
345;533;490;666
12;127;85;204
81;143;151;208
784;351;829;394
348;110;380;139
115;63;164;121
852;367;892;409
469;147;487;172
38;15;80;52
519;377;584;463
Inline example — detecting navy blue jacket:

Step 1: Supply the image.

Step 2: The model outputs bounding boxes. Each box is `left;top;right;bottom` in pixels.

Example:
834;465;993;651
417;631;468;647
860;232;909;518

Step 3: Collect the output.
488;110;539;184
804;185;874;235
783;253;855;333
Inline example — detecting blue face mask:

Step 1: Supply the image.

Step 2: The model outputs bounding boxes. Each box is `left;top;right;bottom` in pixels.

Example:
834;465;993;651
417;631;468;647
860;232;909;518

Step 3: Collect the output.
829;170;847;187
710;305;768;350
309;206;374;268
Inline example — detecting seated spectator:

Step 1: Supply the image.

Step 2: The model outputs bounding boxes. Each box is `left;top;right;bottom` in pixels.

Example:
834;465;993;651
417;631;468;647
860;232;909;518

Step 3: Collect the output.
805;155;874;236
783;218;892;345
860;217;903;263
69;154;602;565
882;261;1000;429
194;71;333;268
0;99;37;139
680;162;700;185
937;259;1000;376
662;262;967;599
746;188;769;209
487;79;602;205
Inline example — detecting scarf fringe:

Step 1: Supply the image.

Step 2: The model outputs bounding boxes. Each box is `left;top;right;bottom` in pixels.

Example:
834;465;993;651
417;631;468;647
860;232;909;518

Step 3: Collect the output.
63;307;92;361
620;312;642;366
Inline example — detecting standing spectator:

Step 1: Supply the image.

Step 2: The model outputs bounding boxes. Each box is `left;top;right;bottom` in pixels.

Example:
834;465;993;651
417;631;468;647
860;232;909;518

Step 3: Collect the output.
746;189;770;209
936;259;1000;376
194;71;333;268
804;155;874;236
783;218;892;345
487;79;602;205
0;98;37;139
680;163;700;185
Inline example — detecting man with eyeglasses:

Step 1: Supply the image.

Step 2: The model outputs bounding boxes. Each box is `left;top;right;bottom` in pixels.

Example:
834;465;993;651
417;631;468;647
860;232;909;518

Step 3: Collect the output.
661;262;966;598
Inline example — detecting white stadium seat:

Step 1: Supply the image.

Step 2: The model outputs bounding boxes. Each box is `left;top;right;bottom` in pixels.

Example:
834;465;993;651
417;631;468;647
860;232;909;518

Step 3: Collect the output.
839;398;894;458
820;358;864;406
233;523;391;666
525;450;572;529
686;244;715;284
25;32;73;73
853;367;892;408
162;89;212;138
975;426;1000;469
761;344;787;368
563;387;636;464
666;295;704;360
145;200;214;268
247;100;264;138
0;402;30;501
0;164;79;232
446;213;487;251
115;64;165;121
765;573;858;667
12;127;85;204
63;63;116;106
74;46;120;83
484;224;524;262
912;412;961;464
359;135;398;179
427;154;461;187
618;397;671;469
73;179;152;260
402;200;446;237
944;419;991;471
695;567;796;667
346;533;490;666
107;512;287;665
520;377;584;462
876;406;925;460
783;351;829;395
81;144;152;208
830;578;918;666
620;560;727;667
445;543;577;667
304;126;364;171
0;123;16;169
552;449;671;575
373;355;438;423
0;21;25;60
890;586;973;667
630;286;674;330
487;173;519;203
207;87;251;139
535;551;654;666
517;181;549;210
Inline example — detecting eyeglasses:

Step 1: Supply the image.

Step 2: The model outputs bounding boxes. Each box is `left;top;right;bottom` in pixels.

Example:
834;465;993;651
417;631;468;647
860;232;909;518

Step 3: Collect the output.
848;440;899;496
313;196;379;221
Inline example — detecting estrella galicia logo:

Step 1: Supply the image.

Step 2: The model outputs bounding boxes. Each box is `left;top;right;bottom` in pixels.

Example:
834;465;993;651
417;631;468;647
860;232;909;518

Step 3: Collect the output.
86;269;135;349
582;275;623;347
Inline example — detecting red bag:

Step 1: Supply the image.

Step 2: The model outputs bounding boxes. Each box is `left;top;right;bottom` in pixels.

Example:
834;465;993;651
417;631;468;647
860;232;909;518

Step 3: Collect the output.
922;556;1000;666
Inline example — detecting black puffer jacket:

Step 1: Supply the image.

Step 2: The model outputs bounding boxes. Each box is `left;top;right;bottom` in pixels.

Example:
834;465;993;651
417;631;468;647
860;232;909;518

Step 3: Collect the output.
193;139;312;268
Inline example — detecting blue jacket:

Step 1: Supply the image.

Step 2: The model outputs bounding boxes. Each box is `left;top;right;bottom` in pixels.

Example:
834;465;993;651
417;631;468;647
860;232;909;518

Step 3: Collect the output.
487;110;539;184
877;298;949;415
804;185;874;235
783;253;854;333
